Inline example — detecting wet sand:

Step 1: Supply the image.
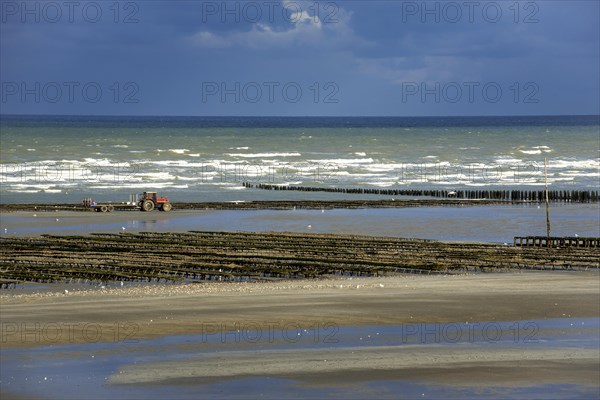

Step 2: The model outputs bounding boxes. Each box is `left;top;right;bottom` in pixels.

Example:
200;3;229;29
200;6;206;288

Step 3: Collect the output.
1;209;193;231
2;273;598;349
2;272;599;398
109;346;600;387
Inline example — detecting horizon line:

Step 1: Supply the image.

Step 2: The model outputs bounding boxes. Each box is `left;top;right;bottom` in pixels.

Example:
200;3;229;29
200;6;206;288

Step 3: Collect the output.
1;114;599;119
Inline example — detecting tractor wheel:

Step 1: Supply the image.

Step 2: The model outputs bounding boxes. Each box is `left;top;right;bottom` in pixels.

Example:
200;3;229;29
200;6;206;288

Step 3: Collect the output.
100;206;108;213
142;200;155;212
107;205;115;212
161;203;172;212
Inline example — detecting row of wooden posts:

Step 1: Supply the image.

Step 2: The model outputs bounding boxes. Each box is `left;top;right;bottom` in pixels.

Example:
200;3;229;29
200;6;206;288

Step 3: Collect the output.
514;236;600;248
244;183;599;203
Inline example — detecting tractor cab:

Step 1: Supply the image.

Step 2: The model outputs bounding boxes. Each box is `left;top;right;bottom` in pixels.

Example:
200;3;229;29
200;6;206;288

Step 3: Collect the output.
139;192;172;212
141;192;158;202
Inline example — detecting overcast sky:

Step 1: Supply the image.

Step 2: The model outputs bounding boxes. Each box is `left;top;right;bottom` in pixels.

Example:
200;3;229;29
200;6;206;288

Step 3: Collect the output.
1;0;598;116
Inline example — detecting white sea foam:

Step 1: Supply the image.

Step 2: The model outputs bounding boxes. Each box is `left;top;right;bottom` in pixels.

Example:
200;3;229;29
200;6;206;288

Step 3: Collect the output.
262;181;303;186
227;152;301;158
552;159;600;169
112;145;129;148
89;183;189;189
363;163;406;172
464;182;492;187
205;182;250;186
174;176;209;181
364;162;452;173
59;159;83;164
518;146;553;155
364;181;397;187
3;147;599;193
309;158;374;165
145;159;251;169
10;184;60;191
519;149;542;155
551;177;575;182
346;173;388;178
558;172;600;177
494;157;523;165
83;158;119;166
148;160;197;167
136;172;176;180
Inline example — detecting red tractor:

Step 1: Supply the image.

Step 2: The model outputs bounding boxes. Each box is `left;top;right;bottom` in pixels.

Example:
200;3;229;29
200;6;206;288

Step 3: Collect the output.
138;192;172;212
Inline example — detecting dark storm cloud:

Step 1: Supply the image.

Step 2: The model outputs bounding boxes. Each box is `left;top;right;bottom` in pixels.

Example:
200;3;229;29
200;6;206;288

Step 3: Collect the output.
0;0;598;116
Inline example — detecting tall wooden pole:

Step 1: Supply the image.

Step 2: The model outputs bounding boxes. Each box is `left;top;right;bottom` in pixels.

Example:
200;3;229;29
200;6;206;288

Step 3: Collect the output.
544;157;550;239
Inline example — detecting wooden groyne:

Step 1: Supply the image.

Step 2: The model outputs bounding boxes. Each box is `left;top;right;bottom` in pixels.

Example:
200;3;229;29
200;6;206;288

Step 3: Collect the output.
244;183;600;203
514;236;600;248
1;231;598;286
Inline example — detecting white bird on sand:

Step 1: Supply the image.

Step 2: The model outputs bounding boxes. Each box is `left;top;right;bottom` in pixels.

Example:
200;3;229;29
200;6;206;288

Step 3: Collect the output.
56;218;59;222
575;234;579;237
121;227;126;231
307;225;312;229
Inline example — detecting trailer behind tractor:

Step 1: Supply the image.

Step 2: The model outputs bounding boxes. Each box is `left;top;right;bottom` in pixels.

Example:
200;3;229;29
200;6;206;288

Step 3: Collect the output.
82;192;172;212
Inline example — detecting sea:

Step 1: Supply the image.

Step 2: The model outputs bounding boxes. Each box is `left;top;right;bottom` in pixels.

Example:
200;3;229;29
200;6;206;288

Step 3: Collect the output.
0;115;599;204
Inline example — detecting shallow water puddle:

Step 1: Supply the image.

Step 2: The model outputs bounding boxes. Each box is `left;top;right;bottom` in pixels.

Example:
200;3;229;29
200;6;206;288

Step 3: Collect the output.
2;204;599;243
1;318;598;399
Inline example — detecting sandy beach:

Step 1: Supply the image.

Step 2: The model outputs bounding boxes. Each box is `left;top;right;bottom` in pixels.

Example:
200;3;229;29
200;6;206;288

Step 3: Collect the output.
109;346;600;387
2;272;599;399
2;272;598;349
